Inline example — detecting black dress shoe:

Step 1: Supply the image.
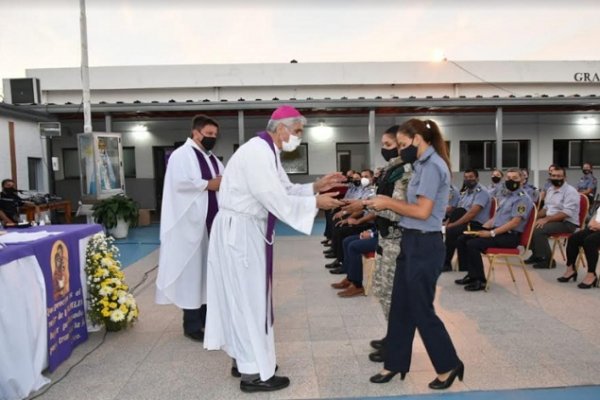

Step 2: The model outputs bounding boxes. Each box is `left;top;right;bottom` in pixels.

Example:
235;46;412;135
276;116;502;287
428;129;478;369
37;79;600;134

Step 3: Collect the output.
320;239;330;245
464;281;486;292
184;331;204;342
329;267;345;275
428;360;464;390
557;271;577;283
323;249;335;255
454;275;474;285
369;351;384;362
370;338;385;350
325;260;341;269
240;375;290;393
369;370;406;383
232;365;278;378
524;256;543;264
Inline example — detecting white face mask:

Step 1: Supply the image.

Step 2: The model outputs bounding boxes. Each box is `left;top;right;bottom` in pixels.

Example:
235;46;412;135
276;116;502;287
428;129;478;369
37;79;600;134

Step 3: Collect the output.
282;133;302;152
360;177;370;187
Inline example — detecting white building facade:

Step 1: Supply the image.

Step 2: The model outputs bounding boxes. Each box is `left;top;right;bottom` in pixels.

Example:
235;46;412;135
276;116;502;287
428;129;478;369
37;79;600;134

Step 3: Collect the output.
1;61;599;210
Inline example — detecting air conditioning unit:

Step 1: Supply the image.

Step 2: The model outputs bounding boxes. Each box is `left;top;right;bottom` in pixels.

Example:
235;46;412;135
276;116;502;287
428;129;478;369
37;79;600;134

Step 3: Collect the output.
39;122;61;137
2;78;41;104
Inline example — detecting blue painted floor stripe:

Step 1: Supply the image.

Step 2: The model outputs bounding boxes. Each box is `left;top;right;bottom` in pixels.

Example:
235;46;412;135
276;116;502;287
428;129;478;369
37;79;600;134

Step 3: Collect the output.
333;385;600;400
113;219;326;268
113;224;160;268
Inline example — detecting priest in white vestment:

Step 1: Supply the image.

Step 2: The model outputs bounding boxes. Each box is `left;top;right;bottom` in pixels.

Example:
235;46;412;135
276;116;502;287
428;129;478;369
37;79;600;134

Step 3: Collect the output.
156;115;224;342
204;106;345;393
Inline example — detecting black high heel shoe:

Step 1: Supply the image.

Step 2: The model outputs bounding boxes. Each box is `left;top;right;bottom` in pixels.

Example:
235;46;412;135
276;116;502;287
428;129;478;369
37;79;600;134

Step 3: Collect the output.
428;361;464;390
557;271;577;283
369;370;406;383
577;276;598;289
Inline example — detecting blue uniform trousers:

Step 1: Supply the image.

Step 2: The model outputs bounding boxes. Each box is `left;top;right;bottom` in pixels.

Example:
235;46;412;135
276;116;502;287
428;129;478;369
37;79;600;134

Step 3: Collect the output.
183;305;207;334
345;235;378;285
456;232;519;281
384;230;460;374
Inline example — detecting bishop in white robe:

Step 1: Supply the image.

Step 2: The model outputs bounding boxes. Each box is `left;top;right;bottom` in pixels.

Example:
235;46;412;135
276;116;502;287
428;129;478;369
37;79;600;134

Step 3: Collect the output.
204;106;344;392
156;115;224;341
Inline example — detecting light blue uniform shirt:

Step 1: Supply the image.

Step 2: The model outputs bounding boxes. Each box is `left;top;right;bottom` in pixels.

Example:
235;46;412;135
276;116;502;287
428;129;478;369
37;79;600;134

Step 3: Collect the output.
542;179;553;192
544;183;581;226
577;173;597;196
344;184;362;200
486;182;506;199
457;183;492;224
400;146;450;232
523;183;539;204
448;185;460;208
492;188;534;232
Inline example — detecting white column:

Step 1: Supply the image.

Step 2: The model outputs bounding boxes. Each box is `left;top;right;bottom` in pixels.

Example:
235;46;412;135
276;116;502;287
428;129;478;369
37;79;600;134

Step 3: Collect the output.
495;107;503;170
238;110;245;145
368;110;376;170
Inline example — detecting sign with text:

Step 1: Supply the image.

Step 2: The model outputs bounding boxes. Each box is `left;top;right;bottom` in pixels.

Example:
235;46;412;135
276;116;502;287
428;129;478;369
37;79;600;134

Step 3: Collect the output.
33;237;88;372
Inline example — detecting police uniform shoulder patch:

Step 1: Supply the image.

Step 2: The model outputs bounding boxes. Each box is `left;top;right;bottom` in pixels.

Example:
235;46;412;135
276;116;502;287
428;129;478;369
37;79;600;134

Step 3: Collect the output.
517;203;527;215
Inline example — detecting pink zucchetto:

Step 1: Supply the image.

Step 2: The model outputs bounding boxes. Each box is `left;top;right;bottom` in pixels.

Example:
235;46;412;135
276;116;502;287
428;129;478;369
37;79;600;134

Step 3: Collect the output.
270;105;303;120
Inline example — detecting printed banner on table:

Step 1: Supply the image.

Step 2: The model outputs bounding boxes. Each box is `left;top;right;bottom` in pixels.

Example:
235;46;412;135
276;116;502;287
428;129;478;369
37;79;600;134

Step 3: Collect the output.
33;235;88;372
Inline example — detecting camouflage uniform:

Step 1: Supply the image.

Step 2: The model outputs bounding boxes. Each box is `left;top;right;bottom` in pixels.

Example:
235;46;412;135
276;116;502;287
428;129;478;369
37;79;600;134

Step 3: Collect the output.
372;158;412;319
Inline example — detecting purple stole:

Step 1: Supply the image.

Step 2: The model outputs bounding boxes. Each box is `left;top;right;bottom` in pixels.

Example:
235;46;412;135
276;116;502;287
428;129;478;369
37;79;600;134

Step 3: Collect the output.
192;147;220;235
257;132;278;333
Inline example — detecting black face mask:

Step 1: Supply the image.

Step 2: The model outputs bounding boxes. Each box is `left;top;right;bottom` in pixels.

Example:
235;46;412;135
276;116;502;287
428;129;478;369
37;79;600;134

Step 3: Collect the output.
491;176;501;184
583;169;592;175
463;180;477;190
381;147;398;162
200;136;217;151
551;179;564;187
399;144;418;164
3;187;16;195
352;180;361;187
505;180;520;192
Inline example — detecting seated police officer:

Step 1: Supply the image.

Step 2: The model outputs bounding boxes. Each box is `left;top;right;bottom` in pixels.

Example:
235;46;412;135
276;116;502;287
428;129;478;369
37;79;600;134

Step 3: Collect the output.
454;168;534;291
525;166;580;269
0;179;26;224
443;169;492;271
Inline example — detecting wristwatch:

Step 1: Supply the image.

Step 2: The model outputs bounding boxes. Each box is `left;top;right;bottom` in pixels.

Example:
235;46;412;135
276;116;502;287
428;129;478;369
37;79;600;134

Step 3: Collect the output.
490;230;496;238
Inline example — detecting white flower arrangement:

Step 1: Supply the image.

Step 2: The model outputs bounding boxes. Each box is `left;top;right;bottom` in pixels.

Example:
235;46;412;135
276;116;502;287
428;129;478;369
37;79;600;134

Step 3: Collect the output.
85;233;139;331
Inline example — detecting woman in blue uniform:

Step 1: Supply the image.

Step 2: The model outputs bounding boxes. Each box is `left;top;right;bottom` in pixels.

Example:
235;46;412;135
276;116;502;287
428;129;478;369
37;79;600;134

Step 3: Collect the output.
364;118;463;390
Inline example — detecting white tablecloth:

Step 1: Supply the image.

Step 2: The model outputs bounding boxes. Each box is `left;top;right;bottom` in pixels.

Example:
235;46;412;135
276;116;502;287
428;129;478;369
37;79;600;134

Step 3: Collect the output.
0;235;95;400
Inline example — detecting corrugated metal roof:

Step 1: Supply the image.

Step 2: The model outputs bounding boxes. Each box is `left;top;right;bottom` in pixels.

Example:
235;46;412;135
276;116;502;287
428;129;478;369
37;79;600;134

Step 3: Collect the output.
11;94;600;120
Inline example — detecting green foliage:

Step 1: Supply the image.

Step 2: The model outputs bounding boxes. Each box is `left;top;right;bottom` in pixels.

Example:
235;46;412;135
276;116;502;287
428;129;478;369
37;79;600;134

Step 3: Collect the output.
92;194;139;229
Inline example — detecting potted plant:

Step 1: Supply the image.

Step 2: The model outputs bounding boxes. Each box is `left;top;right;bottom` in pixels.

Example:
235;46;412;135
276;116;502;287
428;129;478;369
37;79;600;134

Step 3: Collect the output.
92;194;139;238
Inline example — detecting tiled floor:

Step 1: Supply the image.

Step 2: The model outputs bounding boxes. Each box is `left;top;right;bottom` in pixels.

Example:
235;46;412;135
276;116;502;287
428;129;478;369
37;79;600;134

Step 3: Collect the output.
32;235;600;399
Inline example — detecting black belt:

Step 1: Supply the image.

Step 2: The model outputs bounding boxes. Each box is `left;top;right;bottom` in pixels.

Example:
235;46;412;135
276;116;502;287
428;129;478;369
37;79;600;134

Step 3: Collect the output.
401;228;442;235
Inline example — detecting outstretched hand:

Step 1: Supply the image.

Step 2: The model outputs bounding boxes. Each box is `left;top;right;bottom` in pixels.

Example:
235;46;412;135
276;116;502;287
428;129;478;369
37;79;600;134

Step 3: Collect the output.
362;195;391;211
314;172;346;193
316;192;345;210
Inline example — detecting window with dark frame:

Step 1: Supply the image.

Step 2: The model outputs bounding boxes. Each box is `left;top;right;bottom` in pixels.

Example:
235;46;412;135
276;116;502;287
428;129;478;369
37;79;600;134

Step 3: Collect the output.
459;140;529;171
553;139;600;168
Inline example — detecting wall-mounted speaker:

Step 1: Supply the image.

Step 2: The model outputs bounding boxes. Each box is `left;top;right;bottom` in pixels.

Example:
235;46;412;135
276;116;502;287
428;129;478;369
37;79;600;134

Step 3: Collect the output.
2;78;41;104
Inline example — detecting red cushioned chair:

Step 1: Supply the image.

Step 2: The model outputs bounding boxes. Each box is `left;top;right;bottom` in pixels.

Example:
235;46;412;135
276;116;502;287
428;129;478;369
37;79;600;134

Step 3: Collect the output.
484;207;538;292
489;196;497;220
548;194;589;269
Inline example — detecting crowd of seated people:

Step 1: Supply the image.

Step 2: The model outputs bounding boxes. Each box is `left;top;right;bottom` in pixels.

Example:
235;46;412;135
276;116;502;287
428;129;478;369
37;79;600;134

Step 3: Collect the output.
321;160;600;302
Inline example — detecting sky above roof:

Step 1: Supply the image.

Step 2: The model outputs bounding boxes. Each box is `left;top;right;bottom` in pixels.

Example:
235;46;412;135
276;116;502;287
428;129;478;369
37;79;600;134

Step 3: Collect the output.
1;0;599;96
